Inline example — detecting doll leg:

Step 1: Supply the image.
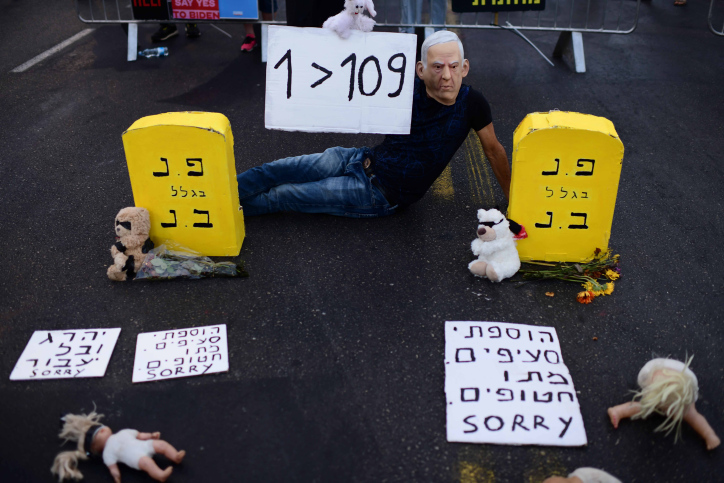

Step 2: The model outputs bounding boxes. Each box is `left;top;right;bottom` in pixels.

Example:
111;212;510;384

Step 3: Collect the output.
683;404;721;450
152;440;186;464
607;401;642;428
138;456;173;482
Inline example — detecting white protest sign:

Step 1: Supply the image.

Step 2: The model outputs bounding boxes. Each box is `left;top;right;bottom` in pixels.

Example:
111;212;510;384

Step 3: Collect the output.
265;26;417;134
10;328;121;380
445;321;587;446
132;324;228;383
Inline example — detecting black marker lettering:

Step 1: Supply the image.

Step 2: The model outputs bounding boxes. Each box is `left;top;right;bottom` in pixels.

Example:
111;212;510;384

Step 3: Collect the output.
559;417;573;438
387;53;406;98
512;414;529;431
463;416;478;433
274;49;292;99
534;415;550;430
484;416;504;431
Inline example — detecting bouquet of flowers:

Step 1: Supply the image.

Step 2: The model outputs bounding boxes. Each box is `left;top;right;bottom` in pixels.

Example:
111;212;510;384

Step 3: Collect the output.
519;248;620;303
135;244;248;281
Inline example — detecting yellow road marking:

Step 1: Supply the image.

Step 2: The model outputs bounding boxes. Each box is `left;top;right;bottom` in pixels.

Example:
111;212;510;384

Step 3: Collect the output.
463;130;496;206
431;164;455;201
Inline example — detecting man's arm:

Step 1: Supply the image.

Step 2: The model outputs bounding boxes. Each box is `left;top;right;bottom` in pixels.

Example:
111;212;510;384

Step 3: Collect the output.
476;123;511;200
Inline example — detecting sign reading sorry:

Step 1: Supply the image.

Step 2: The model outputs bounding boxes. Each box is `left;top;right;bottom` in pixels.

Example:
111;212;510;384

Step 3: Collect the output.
445;321;587;447
265;26;417;134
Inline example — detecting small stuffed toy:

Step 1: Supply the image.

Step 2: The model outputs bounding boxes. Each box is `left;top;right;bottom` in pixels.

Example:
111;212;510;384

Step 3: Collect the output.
107;207;154;282
323;0;376;39
607;357;720;450
468;208;527;282
543;467;622;483
51;410;185;482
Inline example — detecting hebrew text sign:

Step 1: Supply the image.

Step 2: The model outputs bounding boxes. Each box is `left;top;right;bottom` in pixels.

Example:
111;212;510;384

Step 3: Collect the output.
452;0;545;13
10;328;121;380
445;321;587;446
133;324;228;383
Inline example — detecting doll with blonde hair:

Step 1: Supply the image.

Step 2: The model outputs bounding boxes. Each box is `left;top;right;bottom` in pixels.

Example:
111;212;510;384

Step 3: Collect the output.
607;356;720;450
51;409;186;482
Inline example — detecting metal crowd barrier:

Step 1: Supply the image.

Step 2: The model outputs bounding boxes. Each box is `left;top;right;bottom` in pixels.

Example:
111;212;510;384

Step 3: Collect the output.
77;0;638;33
710;0;724;36
76;0;641;70
377;0;639;34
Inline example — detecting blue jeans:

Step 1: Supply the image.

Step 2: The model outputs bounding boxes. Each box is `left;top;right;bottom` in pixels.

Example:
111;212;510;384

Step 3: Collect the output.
400;0;447;33
237;147;397;218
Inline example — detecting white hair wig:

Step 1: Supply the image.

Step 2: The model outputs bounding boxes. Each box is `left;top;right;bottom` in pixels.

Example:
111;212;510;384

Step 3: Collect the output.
420;30;465;68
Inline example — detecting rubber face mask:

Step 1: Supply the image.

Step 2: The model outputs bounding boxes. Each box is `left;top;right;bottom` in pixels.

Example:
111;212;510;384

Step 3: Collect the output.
416;41;469;106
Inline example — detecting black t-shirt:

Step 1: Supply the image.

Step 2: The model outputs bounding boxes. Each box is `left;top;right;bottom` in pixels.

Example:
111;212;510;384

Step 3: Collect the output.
370;77;493;206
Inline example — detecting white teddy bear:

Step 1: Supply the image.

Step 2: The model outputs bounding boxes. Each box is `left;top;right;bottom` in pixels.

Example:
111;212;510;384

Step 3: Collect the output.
323;0;377;39
468;208;527;282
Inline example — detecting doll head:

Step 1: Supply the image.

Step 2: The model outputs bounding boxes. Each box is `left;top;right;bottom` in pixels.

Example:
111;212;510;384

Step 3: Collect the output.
51;411;105;481
632;356;696;441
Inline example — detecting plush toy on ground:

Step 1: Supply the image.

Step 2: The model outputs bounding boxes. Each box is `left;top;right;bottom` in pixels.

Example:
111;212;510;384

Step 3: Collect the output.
543;467;622;483
107;207;154;282
468;208;527;282
607;357;720;450
323;0;376;39
51;410;186;482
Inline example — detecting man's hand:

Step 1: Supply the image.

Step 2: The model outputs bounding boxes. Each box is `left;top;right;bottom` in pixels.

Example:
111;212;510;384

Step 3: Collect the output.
476;123;511;200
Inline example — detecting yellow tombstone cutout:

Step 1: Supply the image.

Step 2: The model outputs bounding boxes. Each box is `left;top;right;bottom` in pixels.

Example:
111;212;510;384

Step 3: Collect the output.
122;112;245;256
507;111;624;262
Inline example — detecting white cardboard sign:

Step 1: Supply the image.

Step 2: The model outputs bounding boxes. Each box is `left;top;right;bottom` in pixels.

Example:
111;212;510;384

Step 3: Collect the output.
132;324;228;383
445;321;587;446
10;328;121;380
265;26;417;134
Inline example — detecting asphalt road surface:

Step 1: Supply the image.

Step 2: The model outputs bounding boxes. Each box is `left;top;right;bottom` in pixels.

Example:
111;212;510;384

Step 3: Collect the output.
1;1;723;482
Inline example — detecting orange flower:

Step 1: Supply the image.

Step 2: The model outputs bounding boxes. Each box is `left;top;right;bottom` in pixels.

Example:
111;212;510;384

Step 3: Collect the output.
577;291;595;304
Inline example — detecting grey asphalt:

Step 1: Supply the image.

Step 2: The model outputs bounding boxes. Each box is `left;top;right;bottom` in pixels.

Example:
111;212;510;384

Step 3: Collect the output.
1;1;723;482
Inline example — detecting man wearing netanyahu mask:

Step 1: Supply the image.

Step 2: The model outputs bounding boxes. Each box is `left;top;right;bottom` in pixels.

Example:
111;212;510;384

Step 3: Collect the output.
237;31;510;217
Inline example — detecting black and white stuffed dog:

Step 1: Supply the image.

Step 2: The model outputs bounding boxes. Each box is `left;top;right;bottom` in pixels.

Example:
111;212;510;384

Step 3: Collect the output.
468;208;527;282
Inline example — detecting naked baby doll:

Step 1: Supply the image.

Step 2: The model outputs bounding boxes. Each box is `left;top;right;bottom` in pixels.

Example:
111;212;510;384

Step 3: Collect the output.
607;357;720;450
543;467;621;483
51;410;186;482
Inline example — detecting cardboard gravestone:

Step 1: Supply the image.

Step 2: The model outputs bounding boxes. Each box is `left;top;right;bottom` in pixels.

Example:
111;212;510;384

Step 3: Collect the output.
265;26;417;134
507;111;624;262
122;112;245;256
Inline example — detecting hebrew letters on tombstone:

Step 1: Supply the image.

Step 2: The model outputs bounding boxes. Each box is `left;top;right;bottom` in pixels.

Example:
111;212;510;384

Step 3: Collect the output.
507;111;624;262
123;112;245;256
